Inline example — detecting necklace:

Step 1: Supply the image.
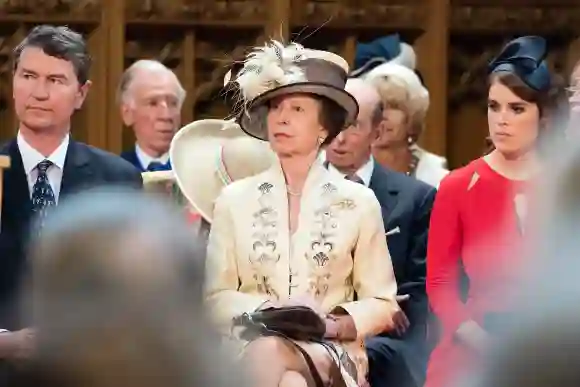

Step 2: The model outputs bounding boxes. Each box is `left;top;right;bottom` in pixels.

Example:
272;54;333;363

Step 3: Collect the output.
286;186;302;196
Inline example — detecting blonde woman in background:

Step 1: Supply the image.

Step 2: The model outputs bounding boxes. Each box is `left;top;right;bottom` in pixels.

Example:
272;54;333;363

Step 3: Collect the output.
363;62;449;188
351;34;449;188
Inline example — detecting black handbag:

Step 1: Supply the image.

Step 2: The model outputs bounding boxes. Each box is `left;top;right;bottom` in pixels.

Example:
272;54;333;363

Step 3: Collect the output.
232;306;350;387
233;306;326;342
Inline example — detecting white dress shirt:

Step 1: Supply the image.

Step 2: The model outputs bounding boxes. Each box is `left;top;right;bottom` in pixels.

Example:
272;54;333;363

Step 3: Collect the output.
135;144;169;170
17;132;69;202
322;151;375;187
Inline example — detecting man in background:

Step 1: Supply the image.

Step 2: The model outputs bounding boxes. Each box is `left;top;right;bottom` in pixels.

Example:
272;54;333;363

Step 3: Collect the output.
0;25;142;366
118;60;185;171
325;78;436;387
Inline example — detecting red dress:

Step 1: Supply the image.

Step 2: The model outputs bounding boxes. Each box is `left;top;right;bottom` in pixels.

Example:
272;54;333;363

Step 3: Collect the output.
425;158;530;387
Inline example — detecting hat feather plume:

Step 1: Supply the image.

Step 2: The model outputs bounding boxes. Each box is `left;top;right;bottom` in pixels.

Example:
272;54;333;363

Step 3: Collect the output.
232;40;307;111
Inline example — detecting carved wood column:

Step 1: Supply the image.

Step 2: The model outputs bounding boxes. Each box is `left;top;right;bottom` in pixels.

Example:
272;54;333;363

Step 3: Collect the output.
265;0;290;40
181;31;196;124
103;0;125;154
86;26;107;149
7;26;27;138
415;0;449;157
343;36;357;67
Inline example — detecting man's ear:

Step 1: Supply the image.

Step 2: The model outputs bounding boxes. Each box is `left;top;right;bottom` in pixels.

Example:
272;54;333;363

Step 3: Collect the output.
74;80;92;110
372;120;385;141
120;102;134;126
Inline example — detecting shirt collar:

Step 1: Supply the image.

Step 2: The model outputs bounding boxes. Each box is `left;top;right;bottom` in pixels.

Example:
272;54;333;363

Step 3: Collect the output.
321;151;375;187
135;144;170;169
17;131;69;175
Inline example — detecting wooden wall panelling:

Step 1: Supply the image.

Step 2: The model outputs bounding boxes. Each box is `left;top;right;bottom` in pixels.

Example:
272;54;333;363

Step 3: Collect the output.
179;31;195;125
446;3;580;168
104;0;125;154
266;0;291;41
192;28;264;120
0;24;23;140
415;0;449;158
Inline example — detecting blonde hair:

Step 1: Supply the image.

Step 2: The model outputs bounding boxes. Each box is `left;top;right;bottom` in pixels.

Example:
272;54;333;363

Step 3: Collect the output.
369;75;427;141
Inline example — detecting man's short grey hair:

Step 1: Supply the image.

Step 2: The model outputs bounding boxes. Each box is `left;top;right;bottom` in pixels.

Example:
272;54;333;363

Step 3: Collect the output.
116;59;186;106
347;77;384;129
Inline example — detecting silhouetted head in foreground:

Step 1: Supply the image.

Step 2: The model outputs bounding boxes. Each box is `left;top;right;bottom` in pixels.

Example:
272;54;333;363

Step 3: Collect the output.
15;188;245;387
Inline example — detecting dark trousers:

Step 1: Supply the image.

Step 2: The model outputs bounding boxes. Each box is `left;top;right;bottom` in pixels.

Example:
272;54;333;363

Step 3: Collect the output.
366;335;428;387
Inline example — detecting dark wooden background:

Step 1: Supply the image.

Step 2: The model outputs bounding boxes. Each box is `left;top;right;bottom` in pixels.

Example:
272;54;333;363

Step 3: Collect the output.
0;0;579;168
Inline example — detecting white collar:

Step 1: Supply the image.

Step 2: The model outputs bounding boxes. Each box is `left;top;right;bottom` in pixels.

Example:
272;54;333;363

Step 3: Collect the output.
17;131;69;174
322;151;375;187
135;144;170;169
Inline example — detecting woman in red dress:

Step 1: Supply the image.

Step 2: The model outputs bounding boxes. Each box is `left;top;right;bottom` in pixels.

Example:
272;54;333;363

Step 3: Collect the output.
425;36;566;387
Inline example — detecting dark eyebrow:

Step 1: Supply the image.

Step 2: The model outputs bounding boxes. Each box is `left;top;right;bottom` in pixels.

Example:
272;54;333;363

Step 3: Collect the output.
20;67;68;80
508;101;528;108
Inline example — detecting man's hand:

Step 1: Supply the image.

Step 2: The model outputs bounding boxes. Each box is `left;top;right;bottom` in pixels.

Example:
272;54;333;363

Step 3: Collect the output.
393;294;411;336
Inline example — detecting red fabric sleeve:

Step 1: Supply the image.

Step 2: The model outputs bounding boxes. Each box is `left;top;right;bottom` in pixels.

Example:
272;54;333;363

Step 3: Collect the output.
426;173;470;334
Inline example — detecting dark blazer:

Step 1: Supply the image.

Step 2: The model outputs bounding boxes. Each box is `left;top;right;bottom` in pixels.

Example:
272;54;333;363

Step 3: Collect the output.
365;161;436;387
120;149;144;171
121;149;172;172
0;139;143;330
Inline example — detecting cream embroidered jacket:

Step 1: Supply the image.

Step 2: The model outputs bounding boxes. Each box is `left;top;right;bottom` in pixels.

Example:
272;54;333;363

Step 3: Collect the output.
205;159;399;339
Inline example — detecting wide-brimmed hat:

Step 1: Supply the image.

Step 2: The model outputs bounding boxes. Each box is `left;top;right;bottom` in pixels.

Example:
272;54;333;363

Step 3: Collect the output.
225;41;359;141
169;119;275;222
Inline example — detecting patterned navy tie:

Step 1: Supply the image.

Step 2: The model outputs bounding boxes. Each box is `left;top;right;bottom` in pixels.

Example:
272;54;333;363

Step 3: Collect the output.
147;161;170;172
31;159;56;228
345;174;364;185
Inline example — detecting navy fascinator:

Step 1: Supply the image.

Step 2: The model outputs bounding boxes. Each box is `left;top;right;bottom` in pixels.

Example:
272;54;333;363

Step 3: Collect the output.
351;34;401;77
488;36;551;91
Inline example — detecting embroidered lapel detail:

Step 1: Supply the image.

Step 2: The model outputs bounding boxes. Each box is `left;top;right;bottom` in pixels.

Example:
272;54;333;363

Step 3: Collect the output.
249;181;280;265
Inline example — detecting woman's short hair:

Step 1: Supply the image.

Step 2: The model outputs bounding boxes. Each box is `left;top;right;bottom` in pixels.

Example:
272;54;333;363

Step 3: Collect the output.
315;95;348;146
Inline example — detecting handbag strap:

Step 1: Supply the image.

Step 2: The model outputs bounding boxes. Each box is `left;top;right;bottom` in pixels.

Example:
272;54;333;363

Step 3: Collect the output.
263;330;349;387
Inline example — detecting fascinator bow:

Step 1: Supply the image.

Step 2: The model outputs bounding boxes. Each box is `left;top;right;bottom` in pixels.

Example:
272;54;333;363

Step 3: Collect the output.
488;35;550;91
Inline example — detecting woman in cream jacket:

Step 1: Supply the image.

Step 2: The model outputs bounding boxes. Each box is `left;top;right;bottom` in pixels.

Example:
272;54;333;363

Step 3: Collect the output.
203;41;401;387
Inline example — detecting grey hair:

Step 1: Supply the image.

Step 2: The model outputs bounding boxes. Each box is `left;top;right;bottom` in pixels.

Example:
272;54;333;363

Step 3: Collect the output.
116;59;186;106
13;25;92;84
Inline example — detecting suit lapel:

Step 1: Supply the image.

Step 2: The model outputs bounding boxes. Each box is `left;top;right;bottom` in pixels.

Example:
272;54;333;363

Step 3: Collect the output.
60;140;94;197
369;161;400;221
1;140;32;223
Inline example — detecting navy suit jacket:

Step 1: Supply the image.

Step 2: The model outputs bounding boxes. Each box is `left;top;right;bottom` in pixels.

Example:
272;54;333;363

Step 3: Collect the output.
368;161;435;341
0;139;143;329
120;149;144;171
120;149;172;172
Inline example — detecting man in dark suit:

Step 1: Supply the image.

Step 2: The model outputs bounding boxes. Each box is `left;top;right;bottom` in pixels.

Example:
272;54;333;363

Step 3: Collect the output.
0;25;142;362
325;78;436;387
118;60;185;172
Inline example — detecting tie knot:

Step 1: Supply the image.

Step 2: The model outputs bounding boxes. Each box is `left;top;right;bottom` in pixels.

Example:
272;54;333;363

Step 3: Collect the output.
147;161;168;172
345;174;364;185
37;159;53;174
